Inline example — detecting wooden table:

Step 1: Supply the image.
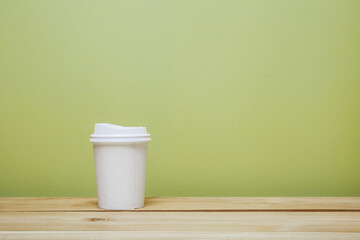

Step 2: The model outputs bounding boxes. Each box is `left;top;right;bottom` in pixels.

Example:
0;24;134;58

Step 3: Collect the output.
0;197;359;239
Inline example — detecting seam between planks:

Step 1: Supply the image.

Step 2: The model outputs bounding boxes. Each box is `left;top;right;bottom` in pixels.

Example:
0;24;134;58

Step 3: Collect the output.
1;209;360;212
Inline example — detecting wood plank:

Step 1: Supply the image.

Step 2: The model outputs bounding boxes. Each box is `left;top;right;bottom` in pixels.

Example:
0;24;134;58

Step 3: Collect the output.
0;231;359;240
0;212;359;232
1;197;359;212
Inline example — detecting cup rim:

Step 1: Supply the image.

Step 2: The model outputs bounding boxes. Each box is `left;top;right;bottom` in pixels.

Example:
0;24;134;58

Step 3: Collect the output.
90;134;150;138
90;136;151;143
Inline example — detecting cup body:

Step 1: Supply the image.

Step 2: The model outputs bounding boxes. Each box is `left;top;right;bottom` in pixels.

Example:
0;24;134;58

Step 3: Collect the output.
93;141;148;210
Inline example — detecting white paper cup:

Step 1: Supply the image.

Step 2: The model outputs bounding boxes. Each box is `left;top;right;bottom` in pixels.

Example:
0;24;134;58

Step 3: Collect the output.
90;123;151;210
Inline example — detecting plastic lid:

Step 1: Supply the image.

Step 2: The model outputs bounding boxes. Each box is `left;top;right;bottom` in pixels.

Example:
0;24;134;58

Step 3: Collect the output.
90;123;151;142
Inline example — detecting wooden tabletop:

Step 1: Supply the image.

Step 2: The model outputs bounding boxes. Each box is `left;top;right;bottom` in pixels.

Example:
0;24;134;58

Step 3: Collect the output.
0;197;359;239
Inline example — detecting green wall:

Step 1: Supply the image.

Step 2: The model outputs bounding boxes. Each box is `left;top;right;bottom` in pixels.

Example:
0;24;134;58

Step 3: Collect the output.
1;0;359;197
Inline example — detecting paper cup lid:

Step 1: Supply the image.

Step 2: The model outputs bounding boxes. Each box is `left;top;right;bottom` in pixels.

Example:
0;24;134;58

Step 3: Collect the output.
90;123;151;142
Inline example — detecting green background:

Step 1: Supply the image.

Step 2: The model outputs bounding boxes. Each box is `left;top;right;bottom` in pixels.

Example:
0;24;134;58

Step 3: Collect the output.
1;0;359;197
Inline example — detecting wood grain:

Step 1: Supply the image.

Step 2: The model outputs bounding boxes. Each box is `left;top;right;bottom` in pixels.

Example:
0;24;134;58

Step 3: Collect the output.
1;197;359;212
1;198;359;239
1;212;360;232
0;231;359;240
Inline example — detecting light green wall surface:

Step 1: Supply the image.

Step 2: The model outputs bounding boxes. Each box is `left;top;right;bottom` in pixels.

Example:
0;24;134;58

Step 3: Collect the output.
0;0;359;197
